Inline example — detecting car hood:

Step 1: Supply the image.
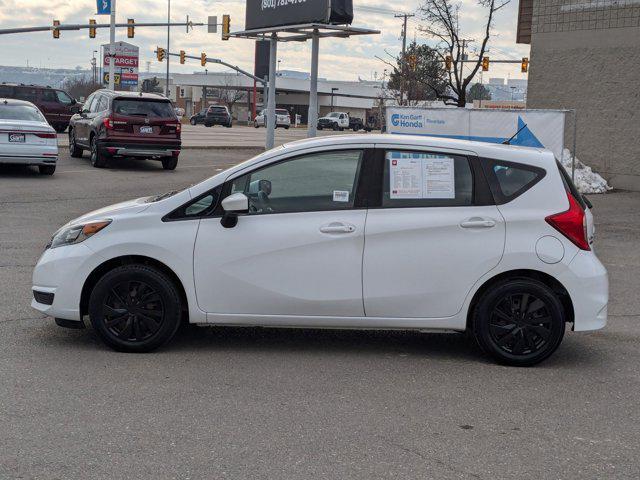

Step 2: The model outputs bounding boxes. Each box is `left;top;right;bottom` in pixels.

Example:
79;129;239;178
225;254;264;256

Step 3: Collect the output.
65;197;151;226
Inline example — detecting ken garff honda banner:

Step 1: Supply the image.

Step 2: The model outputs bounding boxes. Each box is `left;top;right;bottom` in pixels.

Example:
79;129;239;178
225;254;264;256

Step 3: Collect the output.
386;107;566;159
97;0;111;15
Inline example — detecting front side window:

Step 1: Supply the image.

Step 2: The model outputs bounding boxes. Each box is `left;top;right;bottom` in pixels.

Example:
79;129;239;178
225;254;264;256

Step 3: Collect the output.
229;150;363;215
89;95;102;113
56;90;73;105
382;150;473;208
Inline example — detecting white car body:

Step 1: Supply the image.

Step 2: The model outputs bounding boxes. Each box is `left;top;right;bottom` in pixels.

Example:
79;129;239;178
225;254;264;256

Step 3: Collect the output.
0;99;58;168
254;109;291;128
31;134;608;362
318;112;349;130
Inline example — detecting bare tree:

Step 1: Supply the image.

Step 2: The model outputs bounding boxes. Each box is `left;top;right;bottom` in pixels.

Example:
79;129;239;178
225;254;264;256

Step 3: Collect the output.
216;76;246;116
62;76;102;101
418;0;509;106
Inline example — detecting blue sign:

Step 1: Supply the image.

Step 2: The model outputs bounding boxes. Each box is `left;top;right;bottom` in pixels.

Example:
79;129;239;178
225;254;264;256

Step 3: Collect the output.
96;0;111;15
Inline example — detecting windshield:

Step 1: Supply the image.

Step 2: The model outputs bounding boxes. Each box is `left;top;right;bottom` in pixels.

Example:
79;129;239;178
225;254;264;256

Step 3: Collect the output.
0;104;45;122
327;112;340;118
276;109;289;115
113;99;175;118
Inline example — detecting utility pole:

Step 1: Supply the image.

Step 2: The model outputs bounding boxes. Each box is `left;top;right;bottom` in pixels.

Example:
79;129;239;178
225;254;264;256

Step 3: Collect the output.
108;0;116;90
459;38;473;105
394;13;414;106
166;0;171;97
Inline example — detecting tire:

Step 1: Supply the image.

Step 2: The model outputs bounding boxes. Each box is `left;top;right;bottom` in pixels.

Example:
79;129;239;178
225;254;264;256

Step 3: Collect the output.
226;122;232;128
88;264;182;353
68;129;83;158
317;126;323;131
284;125;290;130
205;124;212;128
254;122;259;128
54;124;67;133
471;278;566;367
161;157;178;170
332;123;339;131
90;135;107;168
38;165;56;175
190;118;197;125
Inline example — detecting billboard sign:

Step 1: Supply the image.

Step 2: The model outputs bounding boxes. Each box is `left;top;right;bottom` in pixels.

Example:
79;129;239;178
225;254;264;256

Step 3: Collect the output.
96;0;111;15
245;0;353;31
102;42;139;87
386;107;566;158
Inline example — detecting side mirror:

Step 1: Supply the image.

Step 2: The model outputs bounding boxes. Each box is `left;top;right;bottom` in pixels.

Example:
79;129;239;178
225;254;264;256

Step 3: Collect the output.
220;192;249;228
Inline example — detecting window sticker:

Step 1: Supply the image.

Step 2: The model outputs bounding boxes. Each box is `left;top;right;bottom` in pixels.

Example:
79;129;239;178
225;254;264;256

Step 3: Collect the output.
333;190;349;202
388;151;455;199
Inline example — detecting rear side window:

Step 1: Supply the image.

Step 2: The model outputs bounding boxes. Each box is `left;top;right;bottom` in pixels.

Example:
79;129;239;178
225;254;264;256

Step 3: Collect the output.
481;159;546;204
41;90;57;102
113;99;175;118
0;85;14;97
382;150;473;208
14;88;38;102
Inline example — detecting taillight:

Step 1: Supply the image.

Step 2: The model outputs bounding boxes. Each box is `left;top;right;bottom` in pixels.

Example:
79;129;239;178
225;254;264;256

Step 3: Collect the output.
103;117;113;130
545;192;590;251
34;132;56;138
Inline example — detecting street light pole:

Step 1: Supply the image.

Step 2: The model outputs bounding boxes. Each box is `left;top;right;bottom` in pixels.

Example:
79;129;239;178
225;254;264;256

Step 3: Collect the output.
108;0;116;90
165;0;171;97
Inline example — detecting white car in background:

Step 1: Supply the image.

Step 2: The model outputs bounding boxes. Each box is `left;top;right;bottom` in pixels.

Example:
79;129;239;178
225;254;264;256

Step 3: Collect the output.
254;108;291;129
0;99;58;175
31;134;607;366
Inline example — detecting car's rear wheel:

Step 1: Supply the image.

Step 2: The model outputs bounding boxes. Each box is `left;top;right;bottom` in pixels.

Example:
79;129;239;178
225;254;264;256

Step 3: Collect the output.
88;264;182;352
161;157;178;170
69;129;83;158
472;278;566;366
254;121;259;128
54;124;67;133
190;118;197;125
90;136;107;168
38;165;56;175
284;125;290;130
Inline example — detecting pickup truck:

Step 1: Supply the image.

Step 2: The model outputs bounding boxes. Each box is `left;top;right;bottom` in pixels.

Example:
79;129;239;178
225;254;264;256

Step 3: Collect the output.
317;112;371;132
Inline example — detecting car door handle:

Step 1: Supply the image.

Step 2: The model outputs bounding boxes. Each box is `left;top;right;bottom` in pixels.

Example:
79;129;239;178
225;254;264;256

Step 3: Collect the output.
320;222;356;234
460;217;496;229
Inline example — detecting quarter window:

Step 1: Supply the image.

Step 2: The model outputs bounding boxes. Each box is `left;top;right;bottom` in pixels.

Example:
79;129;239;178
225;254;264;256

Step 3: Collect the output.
382;150;473;207
482;159;546;204
229;150;363;215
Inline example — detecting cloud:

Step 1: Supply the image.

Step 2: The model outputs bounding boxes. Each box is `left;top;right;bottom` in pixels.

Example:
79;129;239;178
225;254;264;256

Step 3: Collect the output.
0;0;529;81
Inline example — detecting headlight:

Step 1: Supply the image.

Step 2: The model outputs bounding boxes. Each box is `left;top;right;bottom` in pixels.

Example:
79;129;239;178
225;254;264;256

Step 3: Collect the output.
48;220;111;249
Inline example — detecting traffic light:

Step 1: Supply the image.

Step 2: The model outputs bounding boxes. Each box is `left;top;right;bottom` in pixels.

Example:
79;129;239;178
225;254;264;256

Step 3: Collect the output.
408;54;417;71
179;50;186;64
521;57;529;73
127;19;135;38
445;55;452;71
482;56;489;72
89;19;96;38
157;47;166;62
53;20;60;39
200;52;207;66
222;14;230;40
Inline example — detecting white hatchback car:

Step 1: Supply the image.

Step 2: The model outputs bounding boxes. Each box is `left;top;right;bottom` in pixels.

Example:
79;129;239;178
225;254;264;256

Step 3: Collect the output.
32;135;608;365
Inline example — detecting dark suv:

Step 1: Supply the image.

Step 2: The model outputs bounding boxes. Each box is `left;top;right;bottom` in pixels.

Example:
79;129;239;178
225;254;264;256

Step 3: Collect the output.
68;90;181;170
0;83;80;132
204;105;232;128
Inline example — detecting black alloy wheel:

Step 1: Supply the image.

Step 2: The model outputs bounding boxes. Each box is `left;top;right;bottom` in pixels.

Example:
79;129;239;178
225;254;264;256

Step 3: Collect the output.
69;129;83;158
90;136;107;168
88;264;182;352
472;278;565;366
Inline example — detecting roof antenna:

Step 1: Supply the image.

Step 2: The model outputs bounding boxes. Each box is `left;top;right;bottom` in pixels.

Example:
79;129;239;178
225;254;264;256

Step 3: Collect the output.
502;122;527;145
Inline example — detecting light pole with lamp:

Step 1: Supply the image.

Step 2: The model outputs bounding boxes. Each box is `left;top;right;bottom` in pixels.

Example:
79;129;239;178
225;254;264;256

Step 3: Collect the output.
165;0;171;97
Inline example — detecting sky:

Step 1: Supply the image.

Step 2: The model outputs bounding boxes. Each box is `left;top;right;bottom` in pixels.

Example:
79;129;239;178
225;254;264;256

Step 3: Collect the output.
0;0;530;83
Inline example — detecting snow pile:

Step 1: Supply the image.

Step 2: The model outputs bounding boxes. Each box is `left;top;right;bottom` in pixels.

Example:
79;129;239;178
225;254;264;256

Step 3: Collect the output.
559;149;612;194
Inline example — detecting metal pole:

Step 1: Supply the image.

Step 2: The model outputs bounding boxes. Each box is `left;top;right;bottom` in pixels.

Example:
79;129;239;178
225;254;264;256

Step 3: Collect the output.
108;0;116;90
165;0;170;97
307;29;319;138
265;33;277;150
571;110;578;182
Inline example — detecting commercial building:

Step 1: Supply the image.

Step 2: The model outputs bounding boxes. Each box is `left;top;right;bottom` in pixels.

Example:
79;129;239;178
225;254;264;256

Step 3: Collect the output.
517;0;640;189
144;71;385;125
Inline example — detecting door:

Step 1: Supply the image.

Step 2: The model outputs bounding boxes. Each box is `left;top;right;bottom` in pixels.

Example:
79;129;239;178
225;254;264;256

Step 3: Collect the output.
193;149;368;317
74;93;97;146
363;149;505;319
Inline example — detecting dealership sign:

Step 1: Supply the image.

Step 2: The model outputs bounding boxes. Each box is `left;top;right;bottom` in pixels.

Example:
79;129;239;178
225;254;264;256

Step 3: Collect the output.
245;0;353;31
102;42;139;87
386;107;566;158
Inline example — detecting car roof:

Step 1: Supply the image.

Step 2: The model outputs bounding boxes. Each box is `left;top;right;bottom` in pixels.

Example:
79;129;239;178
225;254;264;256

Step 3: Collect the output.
0;98;38;107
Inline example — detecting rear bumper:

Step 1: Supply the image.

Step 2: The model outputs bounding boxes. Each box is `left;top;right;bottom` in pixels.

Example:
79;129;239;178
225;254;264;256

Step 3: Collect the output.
98;140;181;158
204;117;231;125
0;154;57;166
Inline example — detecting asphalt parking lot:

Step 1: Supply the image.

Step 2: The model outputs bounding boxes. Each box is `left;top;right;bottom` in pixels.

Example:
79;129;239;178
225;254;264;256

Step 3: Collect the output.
1;150;639;479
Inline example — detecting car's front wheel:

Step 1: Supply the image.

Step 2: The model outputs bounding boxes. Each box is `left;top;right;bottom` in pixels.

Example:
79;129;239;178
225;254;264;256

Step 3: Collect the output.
190;118;197;125
471;278;566;366
88;264;182;352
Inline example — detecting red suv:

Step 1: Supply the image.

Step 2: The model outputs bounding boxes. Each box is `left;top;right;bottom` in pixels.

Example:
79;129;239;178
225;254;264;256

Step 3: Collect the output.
68;90;181;170
0;83;80;133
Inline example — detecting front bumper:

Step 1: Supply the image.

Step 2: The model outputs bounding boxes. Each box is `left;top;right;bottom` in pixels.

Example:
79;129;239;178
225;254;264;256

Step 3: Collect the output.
31;243;104;322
